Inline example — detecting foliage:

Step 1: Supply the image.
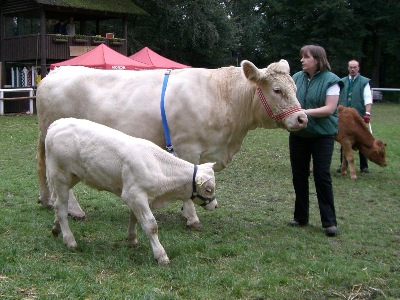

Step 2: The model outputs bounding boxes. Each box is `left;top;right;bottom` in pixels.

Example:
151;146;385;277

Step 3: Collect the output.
129;0;241;67
109;37;123;44
127;0;400;86
53;33;67;40
92;35;106;41
0;103;399;299
74;34;87;40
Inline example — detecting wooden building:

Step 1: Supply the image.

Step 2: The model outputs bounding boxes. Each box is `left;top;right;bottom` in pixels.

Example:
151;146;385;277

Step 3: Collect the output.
0;0;147;91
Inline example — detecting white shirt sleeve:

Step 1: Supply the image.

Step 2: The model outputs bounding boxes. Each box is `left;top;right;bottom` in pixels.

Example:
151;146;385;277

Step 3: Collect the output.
363;83;373;105
326;83;340;96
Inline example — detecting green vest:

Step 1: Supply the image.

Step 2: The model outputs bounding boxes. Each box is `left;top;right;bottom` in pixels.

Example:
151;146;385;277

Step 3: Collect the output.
292;70;342;138
338;75;370;116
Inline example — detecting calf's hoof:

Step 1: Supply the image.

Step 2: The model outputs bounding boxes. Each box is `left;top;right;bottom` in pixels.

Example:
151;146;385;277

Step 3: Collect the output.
157;255;170;265
68;199;86;220
69;212;86;220
51;220;61;236
63;237;77;249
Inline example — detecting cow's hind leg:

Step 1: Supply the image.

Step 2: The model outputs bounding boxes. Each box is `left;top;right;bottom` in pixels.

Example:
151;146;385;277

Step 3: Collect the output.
127;210;139;247
52;183;77;248
342;144;357;180
38;135;86;219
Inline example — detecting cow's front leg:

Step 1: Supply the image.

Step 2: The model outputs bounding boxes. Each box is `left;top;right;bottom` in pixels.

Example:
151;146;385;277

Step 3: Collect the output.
124;194;169;265
127;210;138;247
181;200;201;229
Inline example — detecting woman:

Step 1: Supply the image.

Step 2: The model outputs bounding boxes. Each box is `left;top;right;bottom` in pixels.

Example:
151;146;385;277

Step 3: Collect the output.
288;45;342;237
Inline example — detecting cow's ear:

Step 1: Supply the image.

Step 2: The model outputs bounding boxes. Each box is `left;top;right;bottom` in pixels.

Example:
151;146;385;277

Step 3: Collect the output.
278;59;290;74
241;60;261;82
267;59;290;75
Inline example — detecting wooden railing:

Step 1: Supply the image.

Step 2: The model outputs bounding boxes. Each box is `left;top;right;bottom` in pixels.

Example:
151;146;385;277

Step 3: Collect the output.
0;34;127;61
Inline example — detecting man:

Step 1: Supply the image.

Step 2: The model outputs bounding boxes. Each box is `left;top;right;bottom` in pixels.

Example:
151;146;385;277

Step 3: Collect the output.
338;59;373;173
66;17;76;35
54;19;66;35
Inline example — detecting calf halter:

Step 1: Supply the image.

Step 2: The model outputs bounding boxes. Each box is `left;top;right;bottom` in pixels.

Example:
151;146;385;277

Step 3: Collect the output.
190;165;216;206
256;87;303;121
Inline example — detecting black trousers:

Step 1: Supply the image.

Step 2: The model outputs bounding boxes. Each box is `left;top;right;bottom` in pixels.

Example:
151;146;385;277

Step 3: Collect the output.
289;134;337;228
339;146;369;170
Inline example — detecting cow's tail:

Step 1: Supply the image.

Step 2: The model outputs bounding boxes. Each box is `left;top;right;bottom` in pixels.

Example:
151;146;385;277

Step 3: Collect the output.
37;130;51;208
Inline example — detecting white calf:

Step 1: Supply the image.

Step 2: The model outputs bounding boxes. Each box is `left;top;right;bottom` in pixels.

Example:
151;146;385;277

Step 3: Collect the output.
45;118;217;265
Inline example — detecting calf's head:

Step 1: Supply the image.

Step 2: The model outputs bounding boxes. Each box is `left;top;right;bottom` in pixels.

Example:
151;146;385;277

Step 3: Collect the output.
369;140;387;167
241;59;308;131
191;163;217;211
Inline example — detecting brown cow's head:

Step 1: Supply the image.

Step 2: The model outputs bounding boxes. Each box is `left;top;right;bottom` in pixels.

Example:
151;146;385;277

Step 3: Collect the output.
241;59;308;131
369;140;387;167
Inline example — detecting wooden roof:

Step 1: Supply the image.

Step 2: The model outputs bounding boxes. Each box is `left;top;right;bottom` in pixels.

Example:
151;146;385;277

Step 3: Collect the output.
32;0;147;15
0;0;148;17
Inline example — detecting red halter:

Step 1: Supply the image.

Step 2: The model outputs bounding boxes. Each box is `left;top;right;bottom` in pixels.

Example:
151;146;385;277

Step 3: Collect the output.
257;87;303;121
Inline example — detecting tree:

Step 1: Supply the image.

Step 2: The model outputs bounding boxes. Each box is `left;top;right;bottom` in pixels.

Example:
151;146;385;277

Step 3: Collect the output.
127;0;400;89
129;0;240;67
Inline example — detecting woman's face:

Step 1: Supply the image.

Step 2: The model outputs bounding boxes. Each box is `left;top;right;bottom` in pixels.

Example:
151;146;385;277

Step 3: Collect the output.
300;51;318;75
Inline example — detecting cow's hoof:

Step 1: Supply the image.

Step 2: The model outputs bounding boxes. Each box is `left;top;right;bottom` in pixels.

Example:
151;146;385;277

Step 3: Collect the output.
127;239;139;248
69;213;86;220
186;221;202;230
38;197;52;209
351;177;358;180
51;226;61;237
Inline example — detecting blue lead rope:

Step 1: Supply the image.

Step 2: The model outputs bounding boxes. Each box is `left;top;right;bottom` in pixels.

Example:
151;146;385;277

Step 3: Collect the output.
160;69;175;154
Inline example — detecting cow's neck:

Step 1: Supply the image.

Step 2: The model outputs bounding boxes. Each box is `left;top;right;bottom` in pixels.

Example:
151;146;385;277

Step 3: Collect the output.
355;134;375;154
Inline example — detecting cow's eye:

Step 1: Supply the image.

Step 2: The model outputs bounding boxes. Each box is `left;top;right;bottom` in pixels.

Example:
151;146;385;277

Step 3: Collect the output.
273;88;281;94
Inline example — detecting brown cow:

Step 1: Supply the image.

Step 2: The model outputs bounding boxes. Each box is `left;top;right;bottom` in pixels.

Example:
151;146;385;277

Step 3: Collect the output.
335;105;387;180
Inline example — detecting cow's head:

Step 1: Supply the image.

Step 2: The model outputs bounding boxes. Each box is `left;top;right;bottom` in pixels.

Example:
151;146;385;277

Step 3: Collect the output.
241;59;308;131
369;140;387;167
191;162;217;211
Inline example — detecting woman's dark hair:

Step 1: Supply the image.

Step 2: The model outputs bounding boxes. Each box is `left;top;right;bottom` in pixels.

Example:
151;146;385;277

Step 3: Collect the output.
300;45;331;71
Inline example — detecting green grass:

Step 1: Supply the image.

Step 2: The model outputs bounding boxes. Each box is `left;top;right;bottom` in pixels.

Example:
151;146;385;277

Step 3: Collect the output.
0;103;399;299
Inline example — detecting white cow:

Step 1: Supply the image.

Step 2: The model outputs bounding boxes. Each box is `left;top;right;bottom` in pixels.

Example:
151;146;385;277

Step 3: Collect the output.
46;118;217;264
37;59;308;228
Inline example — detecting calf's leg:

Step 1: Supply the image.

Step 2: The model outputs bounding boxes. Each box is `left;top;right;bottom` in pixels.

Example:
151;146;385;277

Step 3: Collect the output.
181;200;201;229
52;185;77;248
123;194;169;265
127;210;138;247
342;144;357;180
38;137;86;219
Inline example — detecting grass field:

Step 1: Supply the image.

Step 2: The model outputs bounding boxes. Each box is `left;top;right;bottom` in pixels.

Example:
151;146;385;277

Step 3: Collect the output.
0;103;399;299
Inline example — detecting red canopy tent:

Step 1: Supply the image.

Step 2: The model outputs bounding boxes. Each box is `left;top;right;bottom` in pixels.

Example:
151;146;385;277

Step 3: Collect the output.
50;44;153;70
129;47;191;69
